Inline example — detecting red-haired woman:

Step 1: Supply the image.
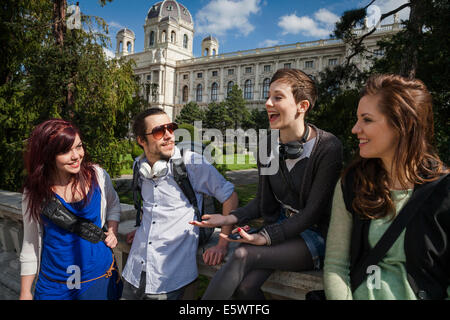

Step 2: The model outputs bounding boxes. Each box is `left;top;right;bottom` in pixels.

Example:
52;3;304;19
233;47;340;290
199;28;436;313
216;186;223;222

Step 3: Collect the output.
324;74;450;300
19;119;122;300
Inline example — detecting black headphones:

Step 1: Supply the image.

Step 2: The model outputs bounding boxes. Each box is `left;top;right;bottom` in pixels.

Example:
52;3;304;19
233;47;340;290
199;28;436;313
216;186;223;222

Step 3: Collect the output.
279;124;310;160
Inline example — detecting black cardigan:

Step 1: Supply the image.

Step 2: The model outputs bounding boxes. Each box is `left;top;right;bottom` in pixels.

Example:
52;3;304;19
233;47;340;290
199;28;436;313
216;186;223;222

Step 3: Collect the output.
231;125;343;245
344;169;450;300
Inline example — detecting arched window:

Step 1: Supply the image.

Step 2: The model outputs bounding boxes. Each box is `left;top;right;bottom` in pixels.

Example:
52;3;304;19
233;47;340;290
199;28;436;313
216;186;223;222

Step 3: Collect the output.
183;34;188;49
161;31;167;42
204;48;209;56
196;84;203;102
149;31;155;46
262;78;270;99
127;41;132;53
182;85;188;102
211;82;218;101
227;81;234;98
171;31;176;43
244;80;253;100
212;49;216;56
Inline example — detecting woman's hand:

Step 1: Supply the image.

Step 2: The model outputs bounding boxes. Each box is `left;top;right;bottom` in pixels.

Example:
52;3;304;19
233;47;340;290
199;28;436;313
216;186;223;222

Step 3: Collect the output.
20;275;35;300
19;290;33;300
104;230;118;249
189;213;237;228
220;225;267;246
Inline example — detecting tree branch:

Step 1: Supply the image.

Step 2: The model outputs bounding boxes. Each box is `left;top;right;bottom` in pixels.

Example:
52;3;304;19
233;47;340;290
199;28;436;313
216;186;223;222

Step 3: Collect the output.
344;2;411;67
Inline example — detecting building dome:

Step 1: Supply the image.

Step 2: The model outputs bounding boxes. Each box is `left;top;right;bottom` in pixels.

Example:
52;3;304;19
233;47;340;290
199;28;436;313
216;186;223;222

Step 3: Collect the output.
146;0;193;25
117;28;135;37
202;35;218;43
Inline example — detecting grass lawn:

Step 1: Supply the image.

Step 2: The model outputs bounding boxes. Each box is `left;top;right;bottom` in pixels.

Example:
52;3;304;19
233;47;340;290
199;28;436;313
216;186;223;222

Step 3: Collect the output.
119;153;257;176
219;154;257;171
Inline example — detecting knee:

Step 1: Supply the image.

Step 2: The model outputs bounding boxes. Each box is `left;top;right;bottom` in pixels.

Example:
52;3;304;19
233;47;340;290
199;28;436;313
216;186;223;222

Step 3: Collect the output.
232;245;250;261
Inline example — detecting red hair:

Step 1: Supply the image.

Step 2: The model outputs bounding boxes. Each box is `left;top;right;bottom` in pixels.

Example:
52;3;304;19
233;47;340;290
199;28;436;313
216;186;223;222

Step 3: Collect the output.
23;119;98;222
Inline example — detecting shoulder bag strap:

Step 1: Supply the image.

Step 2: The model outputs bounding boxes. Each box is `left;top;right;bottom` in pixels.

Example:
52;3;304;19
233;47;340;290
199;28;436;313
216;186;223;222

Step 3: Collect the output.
172;149;202;221
132;159;143;227
350;173;449;291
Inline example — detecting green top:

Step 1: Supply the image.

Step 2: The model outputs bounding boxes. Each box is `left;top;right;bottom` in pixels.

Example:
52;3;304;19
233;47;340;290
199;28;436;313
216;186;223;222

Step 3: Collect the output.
323;179;450;300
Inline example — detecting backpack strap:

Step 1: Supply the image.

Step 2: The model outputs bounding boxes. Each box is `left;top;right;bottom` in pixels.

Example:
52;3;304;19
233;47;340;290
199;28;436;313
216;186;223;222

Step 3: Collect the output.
172;149;202;222
347;173;449;292
132;156;143;227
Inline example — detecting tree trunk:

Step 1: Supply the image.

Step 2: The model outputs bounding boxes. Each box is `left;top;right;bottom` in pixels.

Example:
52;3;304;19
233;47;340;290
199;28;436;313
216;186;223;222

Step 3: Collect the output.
52;0;66;47
399;0;425;78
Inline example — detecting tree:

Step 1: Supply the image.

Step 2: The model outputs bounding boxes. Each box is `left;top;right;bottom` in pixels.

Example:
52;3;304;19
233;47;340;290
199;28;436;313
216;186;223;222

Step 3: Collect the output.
334;0;433;79
248;108;269;131
371;0;450;163
315;0;449;165
0;0;144;191
223;85;251;130
204;102;233;133
175;101;205;125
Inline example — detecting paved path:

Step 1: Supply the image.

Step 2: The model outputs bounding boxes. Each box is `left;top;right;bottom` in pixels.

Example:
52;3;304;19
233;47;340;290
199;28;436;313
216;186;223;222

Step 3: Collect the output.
224;169;258;186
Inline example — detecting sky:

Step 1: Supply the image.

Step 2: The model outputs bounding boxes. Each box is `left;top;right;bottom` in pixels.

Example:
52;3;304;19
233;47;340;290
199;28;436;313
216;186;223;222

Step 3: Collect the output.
75;0;410;58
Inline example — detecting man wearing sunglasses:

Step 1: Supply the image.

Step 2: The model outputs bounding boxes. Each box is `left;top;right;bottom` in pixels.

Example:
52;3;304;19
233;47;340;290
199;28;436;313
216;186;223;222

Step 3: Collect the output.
121;108;238;300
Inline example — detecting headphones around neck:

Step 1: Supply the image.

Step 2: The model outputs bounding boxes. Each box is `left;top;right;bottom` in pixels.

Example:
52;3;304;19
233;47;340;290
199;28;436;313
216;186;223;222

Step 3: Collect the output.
138;155;168;179
279;124;310;160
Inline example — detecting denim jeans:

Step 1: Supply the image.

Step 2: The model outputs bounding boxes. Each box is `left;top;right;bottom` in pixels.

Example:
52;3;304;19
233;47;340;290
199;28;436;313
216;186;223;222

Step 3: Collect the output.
278;208;325;270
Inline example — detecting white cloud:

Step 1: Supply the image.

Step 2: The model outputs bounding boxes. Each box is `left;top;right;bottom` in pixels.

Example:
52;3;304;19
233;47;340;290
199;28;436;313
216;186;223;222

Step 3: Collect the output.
108;21;125;30
314;8;339;25
259;39;281;47
278;11;334;38
195;0;262;37
103;47;115;59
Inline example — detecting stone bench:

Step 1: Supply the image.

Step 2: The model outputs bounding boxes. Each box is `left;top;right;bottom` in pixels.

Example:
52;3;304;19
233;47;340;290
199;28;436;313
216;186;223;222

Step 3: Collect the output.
0;189;324;300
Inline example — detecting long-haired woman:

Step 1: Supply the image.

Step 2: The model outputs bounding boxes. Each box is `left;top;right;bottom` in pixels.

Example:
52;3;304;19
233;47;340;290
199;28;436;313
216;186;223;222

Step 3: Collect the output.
19;119;122;300
324;74;449;300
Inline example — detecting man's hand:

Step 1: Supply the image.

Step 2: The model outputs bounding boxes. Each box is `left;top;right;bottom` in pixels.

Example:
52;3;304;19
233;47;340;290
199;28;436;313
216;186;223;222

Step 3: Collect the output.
203;244;227;266
126;229;137;244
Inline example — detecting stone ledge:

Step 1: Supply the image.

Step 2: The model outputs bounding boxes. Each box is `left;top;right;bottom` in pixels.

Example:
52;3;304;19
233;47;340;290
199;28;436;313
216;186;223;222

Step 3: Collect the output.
0;189;324;300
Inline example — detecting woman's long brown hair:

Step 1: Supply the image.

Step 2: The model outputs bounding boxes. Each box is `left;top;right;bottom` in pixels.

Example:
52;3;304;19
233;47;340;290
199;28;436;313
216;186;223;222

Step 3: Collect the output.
343;74;448;220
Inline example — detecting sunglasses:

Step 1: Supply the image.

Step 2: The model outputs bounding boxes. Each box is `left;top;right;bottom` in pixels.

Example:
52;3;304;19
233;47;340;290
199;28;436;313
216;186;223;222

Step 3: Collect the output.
145;122;178;140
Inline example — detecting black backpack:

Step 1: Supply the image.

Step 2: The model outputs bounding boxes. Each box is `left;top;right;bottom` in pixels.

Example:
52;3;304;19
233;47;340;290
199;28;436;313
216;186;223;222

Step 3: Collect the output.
132;149;214;246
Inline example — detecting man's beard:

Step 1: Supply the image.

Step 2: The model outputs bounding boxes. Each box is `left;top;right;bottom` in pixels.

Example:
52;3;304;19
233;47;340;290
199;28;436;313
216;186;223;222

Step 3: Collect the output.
159;152;172;161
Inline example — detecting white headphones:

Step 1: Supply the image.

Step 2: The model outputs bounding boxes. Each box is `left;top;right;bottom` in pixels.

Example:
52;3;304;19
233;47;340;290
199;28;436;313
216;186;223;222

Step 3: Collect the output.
138;157;168;180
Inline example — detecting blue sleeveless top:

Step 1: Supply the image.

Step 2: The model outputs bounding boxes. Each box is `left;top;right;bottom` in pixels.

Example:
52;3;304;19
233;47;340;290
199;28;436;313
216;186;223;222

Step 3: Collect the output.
34;185;113;300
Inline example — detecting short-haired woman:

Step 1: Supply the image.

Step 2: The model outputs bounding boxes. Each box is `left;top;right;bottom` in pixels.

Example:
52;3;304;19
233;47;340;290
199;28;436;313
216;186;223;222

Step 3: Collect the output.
192;68;343;299
324;74;449;300
19;119;122;300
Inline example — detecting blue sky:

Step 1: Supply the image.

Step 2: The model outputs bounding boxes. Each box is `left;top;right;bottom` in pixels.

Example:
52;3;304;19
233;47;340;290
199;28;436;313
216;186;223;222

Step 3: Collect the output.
75;0;409;58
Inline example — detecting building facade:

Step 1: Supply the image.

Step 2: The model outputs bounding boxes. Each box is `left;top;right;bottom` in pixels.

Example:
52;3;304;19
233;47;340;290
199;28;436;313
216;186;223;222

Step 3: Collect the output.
116;0;401;120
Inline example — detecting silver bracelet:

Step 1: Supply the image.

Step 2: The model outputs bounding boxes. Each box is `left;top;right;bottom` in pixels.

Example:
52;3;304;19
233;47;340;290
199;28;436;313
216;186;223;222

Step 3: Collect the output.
259;229;272;246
